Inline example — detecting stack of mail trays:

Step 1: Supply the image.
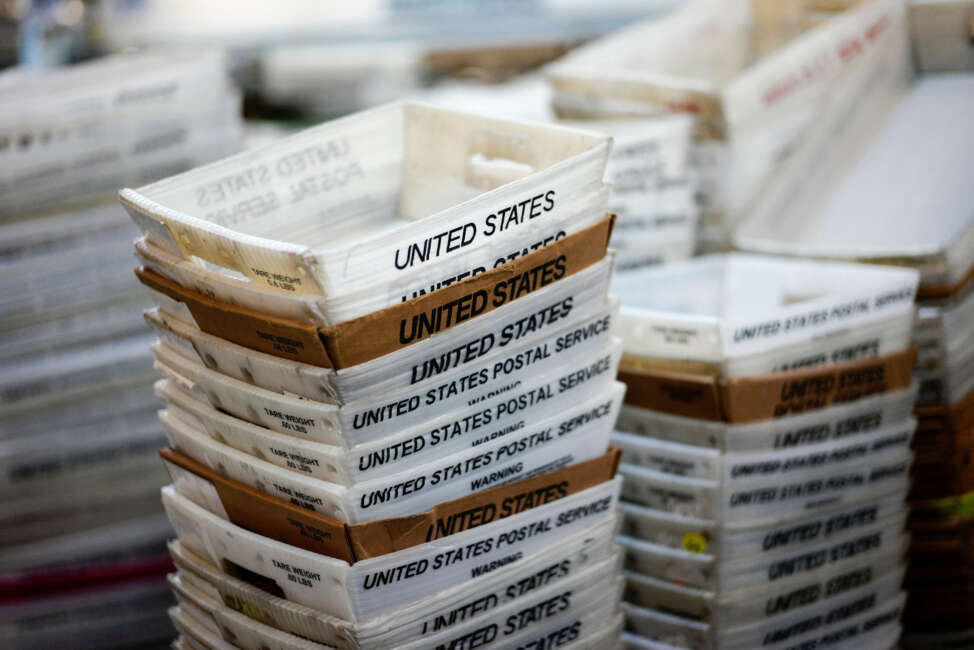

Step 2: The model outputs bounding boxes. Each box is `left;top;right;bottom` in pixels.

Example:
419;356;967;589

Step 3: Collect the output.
0;51;240;649
547;0;910;252
609;254;920;650
734;61;974;643
122;101;629;650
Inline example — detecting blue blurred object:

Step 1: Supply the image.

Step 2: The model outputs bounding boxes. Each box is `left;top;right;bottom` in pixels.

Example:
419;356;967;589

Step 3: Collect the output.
18;0;89;68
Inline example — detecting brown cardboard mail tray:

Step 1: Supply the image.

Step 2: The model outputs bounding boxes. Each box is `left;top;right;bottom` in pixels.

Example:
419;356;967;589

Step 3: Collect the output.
160;446;620;563
136;215;614;370
618;347;916;423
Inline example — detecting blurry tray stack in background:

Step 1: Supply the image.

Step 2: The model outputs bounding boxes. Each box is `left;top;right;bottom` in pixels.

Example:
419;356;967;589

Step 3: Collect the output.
93;0;682;118
733;7;974;642
122;101;629;649
0;50;241;649
609;254;919;649
547;0;911;253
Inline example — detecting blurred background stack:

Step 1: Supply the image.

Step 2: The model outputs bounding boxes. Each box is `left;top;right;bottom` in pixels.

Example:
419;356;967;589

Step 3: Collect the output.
0;50;241;648
547;0;913;252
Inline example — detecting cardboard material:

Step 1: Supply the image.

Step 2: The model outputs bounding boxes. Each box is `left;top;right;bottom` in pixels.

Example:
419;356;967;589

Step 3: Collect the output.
619;348;917;423
908;0;974;73
911;383;974;503
160;447;620;563
137;215;614;369
137;269;333;367
615;368;723;421
160;448;354;562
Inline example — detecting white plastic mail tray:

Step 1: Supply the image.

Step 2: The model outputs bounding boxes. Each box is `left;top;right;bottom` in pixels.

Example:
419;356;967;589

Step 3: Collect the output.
613;415;915;482
613;253;918;371
121;101;611;323
623;542;905;626
620;491;908;564
548;0;910;245
0;335;156;415
618;447;911;525
735;74;974;297
0;378;157;442
622;577;904;650
150;322;622;449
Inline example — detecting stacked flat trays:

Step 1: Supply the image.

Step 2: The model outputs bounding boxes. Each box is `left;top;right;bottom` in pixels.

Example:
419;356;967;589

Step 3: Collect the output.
123;101;630;649
734;70;974;643
0;50;241;649
609;254;919;649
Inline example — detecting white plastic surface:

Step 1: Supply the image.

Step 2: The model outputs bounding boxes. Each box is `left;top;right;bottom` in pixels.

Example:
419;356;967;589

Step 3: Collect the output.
613;417;915;483
612;254;917;363
164;380;621;522
168;572;334;650
620;492;907;562
156;330;622;484
0;50;241;218
623;583;904;649
735;74;974;290
414;75;698;269
150;309;623;449
619;448;911;524
122;101;611;310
